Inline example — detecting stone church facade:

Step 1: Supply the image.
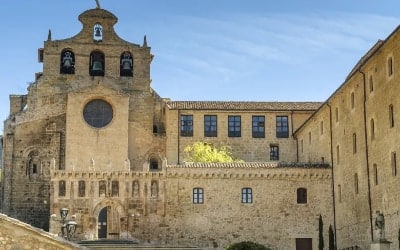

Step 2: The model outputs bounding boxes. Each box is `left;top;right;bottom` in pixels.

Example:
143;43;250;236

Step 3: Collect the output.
1;5;399;250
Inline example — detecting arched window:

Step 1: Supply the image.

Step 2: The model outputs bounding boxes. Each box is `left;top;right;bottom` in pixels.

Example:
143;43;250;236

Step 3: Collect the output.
388;57;393;76
370;119;375;140
369;75;374;92
391;152;397;176
89;51;105;76
60;49;75;74
352;133;357;154
354;173;359;194
389;104;395;128
335;107;339;123
27;150;40;181
120;52;133;77
373;164;378;185
320;120;324;135
297;188;307;204
93;23;103;42
351;92;355;109
338;184;342;203
336;145;340;164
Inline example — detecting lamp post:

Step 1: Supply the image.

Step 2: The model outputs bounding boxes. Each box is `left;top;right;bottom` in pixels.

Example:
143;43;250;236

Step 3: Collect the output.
59;208;77;240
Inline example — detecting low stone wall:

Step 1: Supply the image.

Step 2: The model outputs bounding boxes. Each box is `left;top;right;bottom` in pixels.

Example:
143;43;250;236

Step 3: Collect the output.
0;213;87;250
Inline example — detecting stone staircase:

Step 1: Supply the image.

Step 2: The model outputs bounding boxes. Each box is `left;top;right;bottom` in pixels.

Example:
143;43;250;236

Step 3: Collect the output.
78;240;201;250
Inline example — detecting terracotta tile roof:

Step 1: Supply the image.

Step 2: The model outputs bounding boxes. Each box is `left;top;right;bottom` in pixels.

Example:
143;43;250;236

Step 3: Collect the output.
166;101;322;111
168;162;330;169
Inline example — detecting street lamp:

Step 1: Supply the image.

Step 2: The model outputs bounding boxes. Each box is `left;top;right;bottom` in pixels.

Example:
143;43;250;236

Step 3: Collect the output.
59;208;77;240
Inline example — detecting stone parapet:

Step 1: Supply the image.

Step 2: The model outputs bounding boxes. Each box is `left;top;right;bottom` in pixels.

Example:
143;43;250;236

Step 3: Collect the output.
0;213;87;250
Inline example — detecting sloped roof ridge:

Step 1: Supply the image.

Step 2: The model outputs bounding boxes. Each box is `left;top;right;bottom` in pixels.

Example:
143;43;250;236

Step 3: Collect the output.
166;101;322;111
167;162;330;168
346;40;384;81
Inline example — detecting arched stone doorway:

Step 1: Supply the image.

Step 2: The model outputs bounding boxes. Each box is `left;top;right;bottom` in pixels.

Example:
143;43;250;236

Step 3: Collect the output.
94;199;125;239
98;207;107;238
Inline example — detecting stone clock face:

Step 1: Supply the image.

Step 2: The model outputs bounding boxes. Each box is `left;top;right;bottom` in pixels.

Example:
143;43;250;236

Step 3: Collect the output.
83;99;113;128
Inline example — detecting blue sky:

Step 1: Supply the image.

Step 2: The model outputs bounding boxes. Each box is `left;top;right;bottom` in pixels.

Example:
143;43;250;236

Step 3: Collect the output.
1;0;400;133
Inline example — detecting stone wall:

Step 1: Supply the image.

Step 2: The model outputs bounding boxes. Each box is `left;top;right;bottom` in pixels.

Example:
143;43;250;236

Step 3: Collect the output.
0;213;86;250
295;27;400;249
165;104;318;164
49;163;333;250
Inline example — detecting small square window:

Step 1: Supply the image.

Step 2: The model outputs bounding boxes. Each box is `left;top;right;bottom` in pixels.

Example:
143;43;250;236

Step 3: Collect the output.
181;115;193;136
297;188;307;204
276;116;289;138
241;188;252;203
193;188;204;204
204;115;217;137
228;116;241;137
270;145;279;161
252;116;265;138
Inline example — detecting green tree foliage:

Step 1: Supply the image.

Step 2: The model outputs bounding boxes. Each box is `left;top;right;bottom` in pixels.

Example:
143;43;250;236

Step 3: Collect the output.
319;214;324;250
184;142;242;163
225;241;271;250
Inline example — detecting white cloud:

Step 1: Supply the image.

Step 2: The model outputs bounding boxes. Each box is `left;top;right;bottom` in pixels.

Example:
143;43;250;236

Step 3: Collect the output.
150;11;400;102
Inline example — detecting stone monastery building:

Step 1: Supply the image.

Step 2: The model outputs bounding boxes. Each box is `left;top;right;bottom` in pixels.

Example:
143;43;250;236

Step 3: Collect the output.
1;4;400;250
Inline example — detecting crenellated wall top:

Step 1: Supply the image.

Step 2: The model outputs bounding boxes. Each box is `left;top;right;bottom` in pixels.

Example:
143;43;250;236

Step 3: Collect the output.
51;161;331;181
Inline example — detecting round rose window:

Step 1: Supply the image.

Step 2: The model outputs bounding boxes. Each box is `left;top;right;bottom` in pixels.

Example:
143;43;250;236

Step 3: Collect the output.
83;99;113;128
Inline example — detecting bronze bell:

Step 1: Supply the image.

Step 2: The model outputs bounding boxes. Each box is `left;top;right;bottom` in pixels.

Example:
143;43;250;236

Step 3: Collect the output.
92;61;103;71
95;28;101;38
63;58;71;68
122;60;132;70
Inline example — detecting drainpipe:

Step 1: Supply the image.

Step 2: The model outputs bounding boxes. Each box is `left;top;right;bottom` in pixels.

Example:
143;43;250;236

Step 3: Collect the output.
177;109;181;164
327;103;337;248
291;111;299;161
358;69;374;241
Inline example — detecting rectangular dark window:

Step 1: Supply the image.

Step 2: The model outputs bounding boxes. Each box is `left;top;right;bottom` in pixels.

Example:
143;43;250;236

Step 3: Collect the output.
228;116;241;137
58;180;66;197
204;115;217;137
296;238;312;249
150;159;159;170
193;188;204;204
252;116;265;138
270;145;279;161
297;188;307;204
241;188;252;203
99;180;107;197
180;115;193;136
112;181;119;197
276;116;289;138
78;180;85;197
